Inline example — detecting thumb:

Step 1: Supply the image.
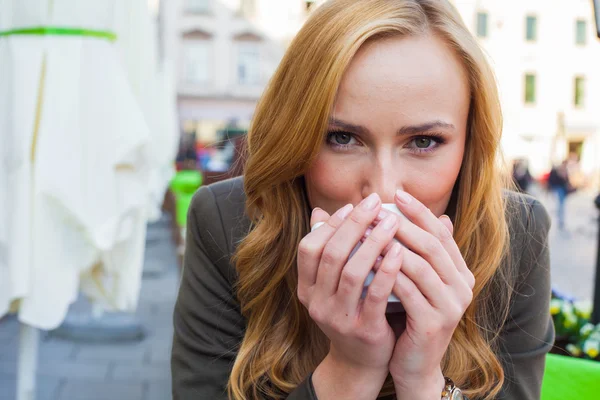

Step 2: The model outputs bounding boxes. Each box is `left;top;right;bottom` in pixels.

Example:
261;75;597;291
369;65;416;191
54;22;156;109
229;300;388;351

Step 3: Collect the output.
310;207;331;228
439;215;454;235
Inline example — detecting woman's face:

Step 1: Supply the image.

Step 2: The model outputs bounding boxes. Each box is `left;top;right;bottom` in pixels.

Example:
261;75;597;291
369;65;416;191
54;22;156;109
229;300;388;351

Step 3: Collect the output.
305;33;470;217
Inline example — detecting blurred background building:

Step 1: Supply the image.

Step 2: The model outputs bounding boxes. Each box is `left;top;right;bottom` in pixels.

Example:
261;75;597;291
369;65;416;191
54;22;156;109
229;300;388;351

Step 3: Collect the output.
454;0;600;188
162;0;600;188
161;0;322;168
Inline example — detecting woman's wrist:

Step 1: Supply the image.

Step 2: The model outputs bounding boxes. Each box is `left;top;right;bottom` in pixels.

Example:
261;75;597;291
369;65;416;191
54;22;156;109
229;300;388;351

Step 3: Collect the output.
392;369;445;400
312;353;388;400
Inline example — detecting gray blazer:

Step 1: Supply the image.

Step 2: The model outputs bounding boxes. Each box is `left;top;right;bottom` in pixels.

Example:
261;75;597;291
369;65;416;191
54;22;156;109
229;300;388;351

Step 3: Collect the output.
171;176;554;400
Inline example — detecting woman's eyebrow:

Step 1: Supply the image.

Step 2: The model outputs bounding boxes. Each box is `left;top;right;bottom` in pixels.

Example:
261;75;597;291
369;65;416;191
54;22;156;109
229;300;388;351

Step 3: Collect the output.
328;118;455;136
397;121;455;135
328;118;369;134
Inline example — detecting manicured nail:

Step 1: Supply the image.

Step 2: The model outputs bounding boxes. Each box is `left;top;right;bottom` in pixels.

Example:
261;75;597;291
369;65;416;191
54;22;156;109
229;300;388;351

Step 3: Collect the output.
377;210;388;221
395;190;412;205
441;214;452;224
374;256;383;271
440;215;453;234
390;242;401;258
361;193;379;210
337;203;353;219
381;214;396;230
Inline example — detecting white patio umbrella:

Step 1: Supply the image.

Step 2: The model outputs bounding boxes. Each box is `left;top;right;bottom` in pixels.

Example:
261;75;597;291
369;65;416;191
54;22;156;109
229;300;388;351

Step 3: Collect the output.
0;1;152;398
113;0;179;222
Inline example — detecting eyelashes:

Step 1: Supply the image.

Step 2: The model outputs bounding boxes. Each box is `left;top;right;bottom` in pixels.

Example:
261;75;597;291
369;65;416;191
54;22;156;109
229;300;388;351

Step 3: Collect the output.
325;130;447;154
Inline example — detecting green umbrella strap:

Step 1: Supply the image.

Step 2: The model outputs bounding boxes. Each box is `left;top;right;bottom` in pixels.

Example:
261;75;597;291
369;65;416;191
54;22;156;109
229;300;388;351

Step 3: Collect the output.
0;26;116;42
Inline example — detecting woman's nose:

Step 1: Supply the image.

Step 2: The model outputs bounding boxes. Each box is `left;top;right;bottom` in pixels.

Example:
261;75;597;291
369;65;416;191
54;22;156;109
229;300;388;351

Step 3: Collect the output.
362;162;402;204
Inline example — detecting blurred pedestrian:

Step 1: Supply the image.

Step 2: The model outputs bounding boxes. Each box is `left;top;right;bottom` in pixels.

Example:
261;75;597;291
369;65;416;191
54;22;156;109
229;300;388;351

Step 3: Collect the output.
512;158;532;193
548;159;574;230
171;1;553;400
175;137;198;171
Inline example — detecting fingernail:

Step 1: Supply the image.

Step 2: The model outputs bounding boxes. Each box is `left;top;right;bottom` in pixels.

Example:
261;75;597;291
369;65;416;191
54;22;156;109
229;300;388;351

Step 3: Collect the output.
373;256;383;271
377;210;388;221
311;207;321;217
440;215;453;234
361;193;379;210
390;242;401;258
337;203;353;219
381;214;396;230
395;190;412;205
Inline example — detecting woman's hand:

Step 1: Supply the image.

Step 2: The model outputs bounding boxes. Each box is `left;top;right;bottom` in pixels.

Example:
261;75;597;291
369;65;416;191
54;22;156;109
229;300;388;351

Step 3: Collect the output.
388;190;475;399
297;193;403;399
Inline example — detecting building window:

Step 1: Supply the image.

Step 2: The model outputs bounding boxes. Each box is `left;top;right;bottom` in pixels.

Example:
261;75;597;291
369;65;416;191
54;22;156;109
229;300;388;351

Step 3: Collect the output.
576;20;587;45
237;42;260;85
574;76;585;107
186;0;211;13
476;12;488;38
183;40;210;84
525;15;537;41
568;140;584;161
524;74;536;104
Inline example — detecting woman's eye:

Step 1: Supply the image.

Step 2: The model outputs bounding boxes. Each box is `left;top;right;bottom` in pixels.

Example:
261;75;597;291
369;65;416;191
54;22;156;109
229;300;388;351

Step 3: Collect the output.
414;137;432;149
332;132;352;145
405;135;444;153
327;131;356;147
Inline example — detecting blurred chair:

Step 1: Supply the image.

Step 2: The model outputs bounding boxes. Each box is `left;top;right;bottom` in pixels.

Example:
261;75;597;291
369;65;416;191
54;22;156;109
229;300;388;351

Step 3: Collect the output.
169;170;203;272
168;136;246;273
169;170;203;228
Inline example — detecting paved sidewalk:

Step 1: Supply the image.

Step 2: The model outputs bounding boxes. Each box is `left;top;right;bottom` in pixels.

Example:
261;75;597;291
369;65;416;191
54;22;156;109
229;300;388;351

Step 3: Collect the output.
529;185;599;301
0;215;180;400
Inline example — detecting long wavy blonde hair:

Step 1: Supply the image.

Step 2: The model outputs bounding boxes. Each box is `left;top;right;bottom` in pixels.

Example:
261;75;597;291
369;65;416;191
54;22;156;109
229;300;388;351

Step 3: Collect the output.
230;1;514;399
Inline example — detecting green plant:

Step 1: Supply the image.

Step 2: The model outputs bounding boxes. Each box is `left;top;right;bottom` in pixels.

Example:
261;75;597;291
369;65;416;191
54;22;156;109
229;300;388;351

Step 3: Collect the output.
550;293;599;361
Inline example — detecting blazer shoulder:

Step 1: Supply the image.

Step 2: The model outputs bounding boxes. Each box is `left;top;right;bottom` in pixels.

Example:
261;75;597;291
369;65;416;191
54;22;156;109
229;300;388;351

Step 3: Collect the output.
502;190;552;290
189;176;249;258
504;190;551;239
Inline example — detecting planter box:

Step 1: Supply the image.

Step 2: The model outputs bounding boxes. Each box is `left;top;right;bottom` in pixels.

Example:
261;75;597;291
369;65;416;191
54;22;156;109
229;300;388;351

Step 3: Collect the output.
542;353;600;399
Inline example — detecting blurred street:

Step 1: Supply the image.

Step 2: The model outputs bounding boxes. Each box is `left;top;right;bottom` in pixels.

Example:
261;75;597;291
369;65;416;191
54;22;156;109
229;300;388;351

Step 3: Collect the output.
531;185;600;302
0;214;179;400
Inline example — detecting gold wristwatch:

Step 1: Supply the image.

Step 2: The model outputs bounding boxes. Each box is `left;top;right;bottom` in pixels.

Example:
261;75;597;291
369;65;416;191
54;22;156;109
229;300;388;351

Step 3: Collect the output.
441;377;465;400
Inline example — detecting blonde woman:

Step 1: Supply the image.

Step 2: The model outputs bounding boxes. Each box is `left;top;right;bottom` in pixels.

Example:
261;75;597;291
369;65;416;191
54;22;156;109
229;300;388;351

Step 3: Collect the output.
171;1;553;399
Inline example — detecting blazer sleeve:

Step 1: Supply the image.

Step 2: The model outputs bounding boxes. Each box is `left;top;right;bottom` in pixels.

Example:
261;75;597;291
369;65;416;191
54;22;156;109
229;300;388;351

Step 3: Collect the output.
171;185;318;400
497;199;555;400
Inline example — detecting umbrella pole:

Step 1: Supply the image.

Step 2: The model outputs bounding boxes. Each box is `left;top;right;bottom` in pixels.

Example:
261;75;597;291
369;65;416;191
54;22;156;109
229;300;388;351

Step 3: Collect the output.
15;52;46;400
16;323;40;400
